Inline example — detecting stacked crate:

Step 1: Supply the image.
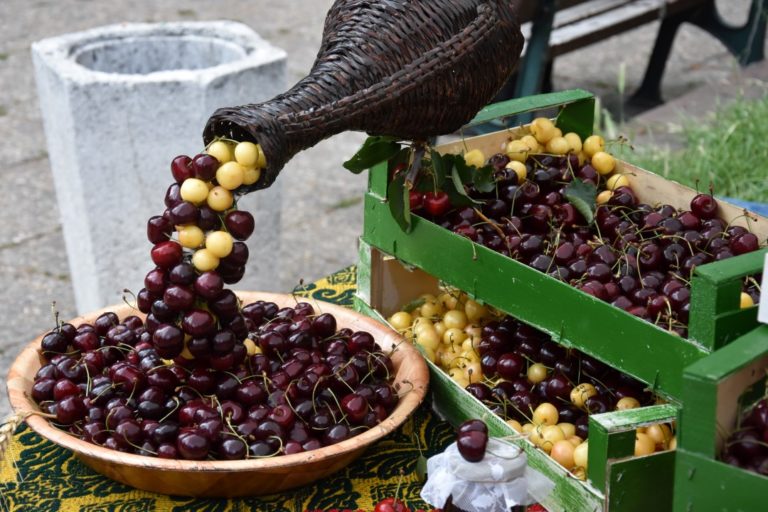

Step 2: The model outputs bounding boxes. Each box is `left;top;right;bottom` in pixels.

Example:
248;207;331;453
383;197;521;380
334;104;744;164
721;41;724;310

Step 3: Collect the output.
354;90;768;511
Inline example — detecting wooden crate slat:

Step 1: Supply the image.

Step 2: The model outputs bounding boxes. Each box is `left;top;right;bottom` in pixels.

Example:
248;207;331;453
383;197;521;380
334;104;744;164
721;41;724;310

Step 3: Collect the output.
607;452;676;511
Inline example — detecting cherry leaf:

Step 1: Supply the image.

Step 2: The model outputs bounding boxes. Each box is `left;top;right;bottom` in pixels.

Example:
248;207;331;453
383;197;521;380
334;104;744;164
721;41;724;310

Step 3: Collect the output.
388;173;412;232
564;179;597;224
415;454;428;481
429;150;448;190
388;147;412;173
453;155;474;183
414;179;435;193
446;164;479;207
401;297;426;313
343;136;402;173
474;165;496;193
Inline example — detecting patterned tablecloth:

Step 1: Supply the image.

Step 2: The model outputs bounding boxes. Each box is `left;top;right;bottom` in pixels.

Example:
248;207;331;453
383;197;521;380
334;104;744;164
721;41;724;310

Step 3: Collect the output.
0;266;454;512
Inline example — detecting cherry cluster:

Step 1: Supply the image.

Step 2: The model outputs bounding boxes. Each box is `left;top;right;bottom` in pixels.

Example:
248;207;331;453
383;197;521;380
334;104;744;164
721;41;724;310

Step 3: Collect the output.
32;301;397;460
465;314;653;440
31;140;398;460
414;152;763;338
142;140;263;364
722;398;768;476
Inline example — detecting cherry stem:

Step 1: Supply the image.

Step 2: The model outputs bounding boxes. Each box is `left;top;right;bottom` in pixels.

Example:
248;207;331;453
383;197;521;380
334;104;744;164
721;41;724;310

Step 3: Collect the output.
50;302;61;332
121;289;139;312
394;468;405;506
583;372;617;399
405;143;427;189
291;279;306;305
24;410;56;420
159;396;181;424
474;209;508;249
484;445;526;461
251;435;284;458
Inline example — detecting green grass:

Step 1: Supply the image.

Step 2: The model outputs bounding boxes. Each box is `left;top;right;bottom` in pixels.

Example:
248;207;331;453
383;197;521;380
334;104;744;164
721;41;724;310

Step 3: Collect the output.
626;94;768;204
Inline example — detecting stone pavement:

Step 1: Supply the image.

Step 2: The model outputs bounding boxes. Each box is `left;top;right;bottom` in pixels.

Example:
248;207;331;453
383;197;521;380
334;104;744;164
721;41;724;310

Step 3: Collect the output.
0;0;765;418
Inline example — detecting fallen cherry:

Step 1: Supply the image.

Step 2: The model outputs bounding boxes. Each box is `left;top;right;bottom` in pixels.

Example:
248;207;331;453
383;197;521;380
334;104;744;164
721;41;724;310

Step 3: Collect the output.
456;418;489;463
373;498;411;512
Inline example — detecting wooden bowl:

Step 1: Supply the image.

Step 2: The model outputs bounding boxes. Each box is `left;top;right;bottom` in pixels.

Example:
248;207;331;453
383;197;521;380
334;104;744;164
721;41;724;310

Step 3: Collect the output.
7;292;429;497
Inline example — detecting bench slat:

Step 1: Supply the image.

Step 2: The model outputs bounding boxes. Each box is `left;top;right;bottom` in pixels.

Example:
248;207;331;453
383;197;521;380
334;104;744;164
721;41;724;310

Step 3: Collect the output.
555;0;638;28
516;0;592;24
520;0;635;40
551;0;667;53
519;0;708;58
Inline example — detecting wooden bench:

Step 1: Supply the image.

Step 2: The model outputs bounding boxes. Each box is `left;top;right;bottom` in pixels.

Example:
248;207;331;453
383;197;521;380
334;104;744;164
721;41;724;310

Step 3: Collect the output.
509;0;767;105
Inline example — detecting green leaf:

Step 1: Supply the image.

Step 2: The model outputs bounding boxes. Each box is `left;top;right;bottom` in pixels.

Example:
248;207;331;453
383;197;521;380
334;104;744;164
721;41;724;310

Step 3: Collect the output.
474;165;496;193
343;136;401;173
428;151;474;206
429;150;447;189
415;454;428;481
430;150;444;175
388;147;411;173
446;163;478;207
564;179;597;224
414;179;435;193
387;173;411;232
453;155;474;183
444;184;476;208
450;161;466;197
555;97;596;140
402;297;426;313
401;177;411;226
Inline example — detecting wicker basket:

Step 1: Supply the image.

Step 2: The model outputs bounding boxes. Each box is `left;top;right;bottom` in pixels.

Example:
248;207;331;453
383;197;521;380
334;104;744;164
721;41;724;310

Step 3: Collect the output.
203;0;524;190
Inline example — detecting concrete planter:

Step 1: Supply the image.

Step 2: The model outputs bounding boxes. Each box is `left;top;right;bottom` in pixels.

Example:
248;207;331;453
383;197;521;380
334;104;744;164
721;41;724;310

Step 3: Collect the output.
32;21;287;313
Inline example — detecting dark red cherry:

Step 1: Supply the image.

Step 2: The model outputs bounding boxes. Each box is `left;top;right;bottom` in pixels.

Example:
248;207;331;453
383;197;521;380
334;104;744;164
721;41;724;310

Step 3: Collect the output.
192;154;219;181
151;241;183;269
177;430;210;460
496;353;524;380
424;191;451;217
730;233;759;255
690;193;718;219
225;211;256;241
457;430;488;463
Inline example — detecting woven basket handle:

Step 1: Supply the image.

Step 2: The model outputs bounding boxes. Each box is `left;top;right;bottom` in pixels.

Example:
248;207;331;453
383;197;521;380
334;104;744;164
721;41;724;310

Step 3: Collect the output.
281;3;498;136
204;0;524;192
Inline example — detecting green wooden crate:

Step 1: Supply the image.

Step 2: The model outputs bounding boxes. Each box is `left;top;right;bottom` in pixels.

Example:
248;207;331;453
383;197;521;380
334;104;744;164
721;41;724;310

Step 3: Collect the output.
674;325;768;512
354;241;679;512
354;89;767;511
359;89;768;402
